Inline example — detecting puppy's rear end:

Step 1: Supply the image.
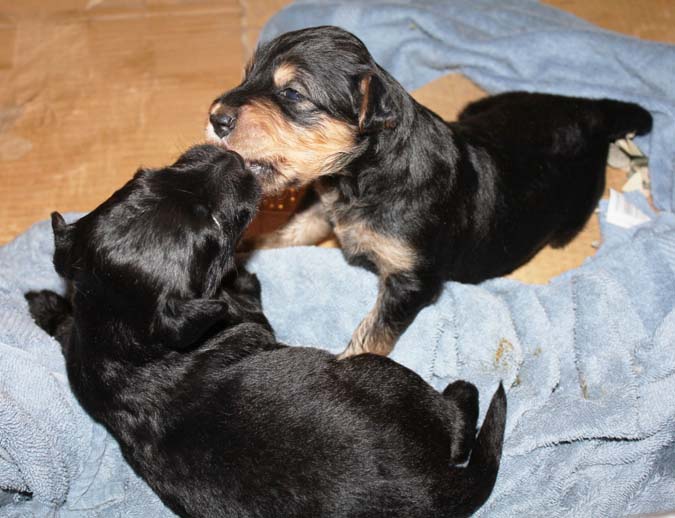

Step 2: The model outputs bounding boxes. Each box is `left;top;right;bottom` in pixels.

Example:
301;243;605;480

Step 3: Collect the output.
593;98;652;141
439;384;507;517
450;92;653;279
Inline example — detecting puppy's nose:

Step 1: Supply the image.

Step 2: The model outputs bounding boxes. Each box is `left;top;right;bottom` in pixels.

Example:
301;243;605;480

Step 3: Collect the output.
209;111;237;138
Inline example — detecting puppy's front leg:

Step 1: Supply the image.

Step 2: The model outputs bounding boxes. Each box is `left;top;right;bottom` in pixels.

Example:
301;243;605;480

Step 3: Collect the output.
25;290;74;352
338;271;441;358
230;267;263;303
247;199;332;249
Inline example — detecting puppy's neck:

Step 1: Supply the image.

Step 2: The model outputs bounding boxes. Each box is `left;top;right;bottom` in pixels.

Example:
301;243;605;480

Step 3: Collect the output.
343;79;458;193
69;285;160;357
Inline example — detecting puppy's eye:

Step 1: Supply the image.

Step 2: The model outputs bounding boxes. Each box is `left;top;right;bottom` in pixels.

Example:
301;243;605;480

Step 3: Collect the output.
279;88;304;102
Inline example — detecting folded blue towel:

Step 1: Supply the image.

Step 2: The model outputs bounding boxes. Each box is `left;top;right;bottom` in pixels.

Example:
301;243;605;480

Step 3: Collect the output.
1;205;675;516
261;0;675;212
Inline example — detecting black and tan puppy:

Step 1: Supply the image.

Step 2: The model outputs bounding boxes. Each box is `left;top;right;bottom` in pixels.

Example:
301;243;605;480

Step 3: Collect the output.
206;26;653;358
26;145;506;518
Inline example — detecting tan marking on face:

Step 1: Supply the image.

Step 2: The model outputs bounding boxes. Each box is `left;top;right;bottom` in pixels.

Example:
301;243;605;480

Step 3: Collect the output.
334;220;417;277
223;99;357;195
205;102;223;142
205;121;220;142
338;289;396;358
209;101;222;115
273;63;297;88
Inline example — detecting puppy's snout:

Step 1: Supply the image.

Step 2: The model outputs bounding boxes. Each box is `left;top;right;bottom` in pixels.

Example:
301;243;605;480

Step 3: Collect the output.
209;110;237;139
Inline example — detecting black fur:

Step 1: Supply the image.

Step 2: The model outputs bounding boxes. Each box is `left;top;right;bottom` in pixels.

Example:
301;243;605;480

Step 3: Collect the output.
209;26;653;356
26;144;507;518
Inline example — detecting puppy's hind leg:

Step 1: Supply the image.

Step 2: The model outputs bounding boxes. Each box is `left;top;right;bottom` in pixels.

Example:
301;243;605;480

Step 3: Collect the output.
24;290;73;350
549;152;607;248
442;380;479;463
438;384;507;517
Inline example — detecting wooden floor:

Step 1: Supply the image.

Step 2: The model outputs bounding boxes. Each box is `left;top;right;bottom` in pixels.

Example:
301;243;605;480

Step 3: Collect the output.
0;0;673;283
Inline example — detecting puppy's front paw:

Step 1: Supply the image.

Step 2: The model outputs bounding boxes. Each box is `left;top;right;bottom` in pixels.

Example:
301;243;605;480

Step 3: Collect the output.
336;338;391;359
336;344;359;360
233;271;262;300
25;290;71;335
340;318;397;359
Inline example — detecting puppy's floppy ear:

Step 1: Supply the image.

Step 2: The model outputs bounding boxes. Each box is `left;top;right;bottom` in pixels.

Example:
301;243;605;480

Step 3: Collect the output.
153;297;228;350
51;211;76;280
356;72;397;134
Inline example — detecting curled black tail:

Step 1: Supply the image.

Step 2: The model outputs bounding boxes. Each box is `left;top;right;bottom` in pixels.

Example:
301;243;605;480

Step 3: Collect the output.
596;99;652;141
443;384;507;518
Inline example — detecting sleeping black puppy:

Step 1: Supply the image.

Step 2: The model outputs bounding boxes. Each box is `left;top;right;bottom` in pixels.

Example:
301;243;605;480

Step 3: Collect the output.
26;145;507;518
206;25;653;358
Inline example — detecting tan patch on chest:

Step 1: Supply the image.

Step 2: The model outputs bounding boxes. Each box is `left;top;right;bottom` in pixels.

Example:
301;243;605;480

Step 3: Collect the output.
333;220;417;276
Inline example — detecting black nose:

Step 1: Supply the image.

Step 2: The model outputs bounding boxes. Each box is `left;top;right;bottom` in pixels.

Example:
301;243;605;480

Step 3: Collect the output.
210;111;237;138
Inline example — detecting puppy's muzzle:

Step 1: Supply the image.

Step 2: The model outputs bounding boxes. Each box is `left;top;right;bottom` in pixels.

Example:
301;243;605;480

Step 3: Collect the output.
209;109;237;138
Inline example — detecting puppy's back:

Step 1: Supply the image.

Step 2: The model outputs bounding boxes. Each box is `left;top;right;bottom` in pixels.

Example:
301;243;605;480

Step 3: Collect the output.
456;91;651;156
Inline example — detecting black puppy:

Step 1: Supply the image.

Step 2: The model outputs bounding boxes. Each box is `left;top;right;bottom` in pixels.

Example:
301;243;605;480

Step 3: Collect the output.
26;145;507;518
206;25;653;358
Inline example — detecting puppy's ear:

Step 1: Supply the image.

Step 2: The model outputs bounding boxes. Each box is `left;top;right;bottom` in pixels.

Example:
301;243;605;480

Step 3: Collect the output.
356;72;397;134
153;297;228;350
51;212;76;280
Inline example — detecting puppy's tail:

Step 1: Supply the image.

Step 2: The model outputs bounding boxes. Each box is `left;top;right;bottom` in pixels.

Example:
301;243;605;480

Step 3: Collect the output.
442;383;507;518
595;99;652;141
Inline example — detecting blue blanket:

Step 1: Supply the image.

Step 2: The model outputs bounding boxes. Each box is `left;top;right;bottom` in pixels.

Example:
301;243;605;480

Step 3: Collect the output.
261;0;675;212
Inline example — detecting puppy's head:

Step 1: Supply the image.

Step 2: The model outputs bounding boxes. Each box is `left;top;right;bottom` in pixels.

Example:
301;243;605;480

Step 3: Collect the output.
52;145;259;349
206;26;399;195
